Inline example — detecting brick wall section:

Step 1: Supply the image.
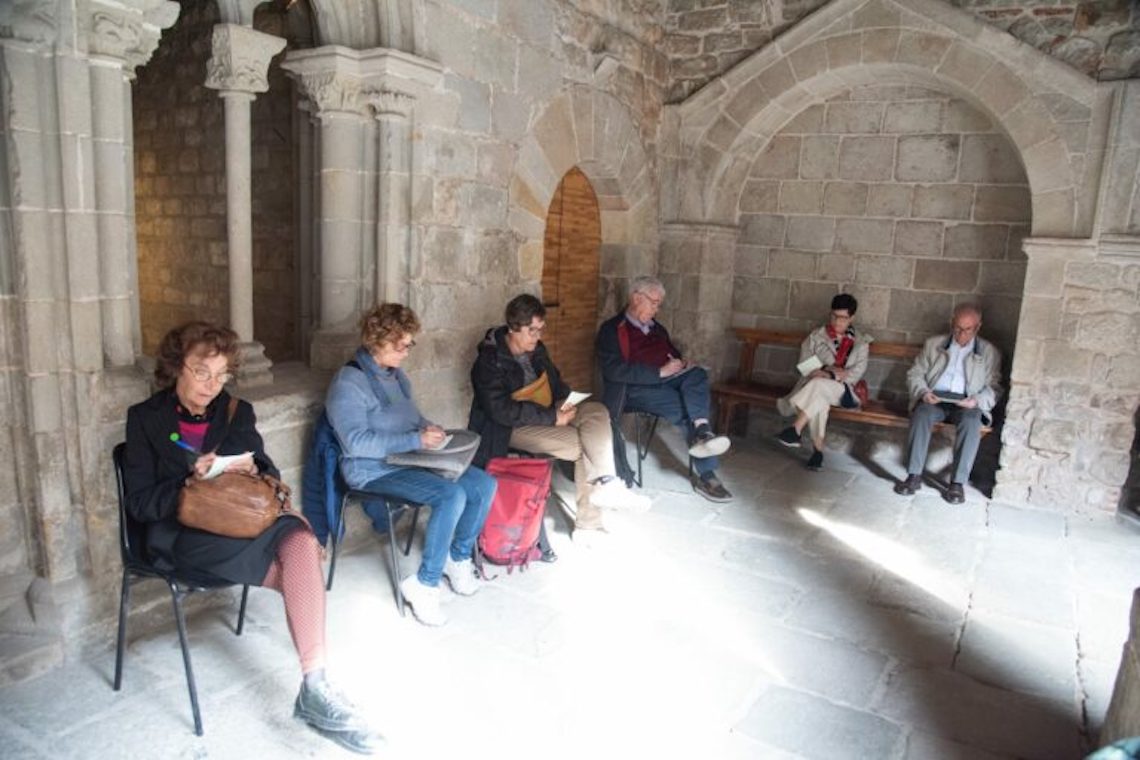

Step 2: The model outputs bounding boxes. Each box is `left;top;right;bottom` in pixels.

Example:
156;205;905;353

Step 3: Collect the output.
541;168;602;392
732;84;1029;399
665;0;1140;102
134;0;298;361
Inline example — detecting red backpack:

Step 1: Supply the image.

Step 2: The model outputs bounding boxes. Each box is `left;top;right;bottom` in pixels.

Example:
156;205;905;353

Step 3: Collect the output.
477;457;554;572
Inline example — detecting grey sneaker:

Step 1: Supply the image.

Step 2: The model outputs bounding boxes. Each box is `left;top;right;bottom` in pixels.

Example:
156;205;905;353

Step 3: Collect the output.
294;679;369;732
309;724;386;755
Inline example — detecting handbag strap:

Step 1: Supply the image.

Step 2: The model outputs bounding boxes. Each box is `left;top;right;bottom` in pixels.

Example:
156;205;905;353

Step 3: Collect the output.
208;396;241;455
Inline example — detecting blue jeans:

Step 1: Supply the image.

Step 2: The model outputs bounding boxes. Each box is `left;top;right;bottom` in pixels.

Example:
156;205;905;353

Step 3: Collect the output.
624;367;718;477
359;467;496;586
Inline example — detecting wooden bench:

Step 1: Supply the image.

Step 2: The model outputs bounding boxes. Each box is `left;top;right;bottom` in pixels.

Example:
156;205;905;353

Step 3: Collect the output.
712;327;991;437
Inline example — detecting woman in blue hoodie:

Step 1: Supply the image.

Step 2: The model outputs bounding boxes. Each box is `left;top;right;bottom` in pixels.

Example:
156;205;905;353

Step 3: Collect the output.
325;304;495;627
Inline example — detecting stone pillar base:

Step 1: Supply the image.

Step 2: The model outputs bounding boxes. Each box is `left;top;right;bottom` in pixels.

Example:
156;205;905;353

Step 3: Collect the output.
1101;587;1140;745
308;329;358;370
235;341;274;388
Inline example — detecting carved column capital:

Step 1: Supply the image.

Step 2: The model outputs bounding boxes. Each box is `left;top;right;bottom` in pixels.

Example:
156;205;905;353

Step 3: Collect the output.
0;0;58;46
205;23;286;95
84;0;179;75
365;88;413;119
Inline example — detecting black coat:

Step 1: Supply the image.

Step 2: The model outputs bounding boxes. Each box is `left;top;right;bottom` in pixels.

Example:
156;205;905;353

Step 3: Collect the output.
123;389;303;585
467;326;571;467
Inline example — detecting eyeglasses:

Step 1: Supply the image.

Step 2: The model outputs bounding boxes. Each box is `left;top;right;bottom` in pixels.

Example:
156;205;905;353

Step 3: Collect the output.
952;323;979;335
830;311;853;321
392;339;416;353
185;365;233;385
523;325;545;338
637;291;663;307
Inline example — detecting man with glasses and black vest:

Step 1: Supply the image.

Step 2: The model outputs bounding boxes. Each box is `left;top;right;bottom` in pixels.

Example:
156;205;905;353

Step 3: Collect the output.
894;303;1002;505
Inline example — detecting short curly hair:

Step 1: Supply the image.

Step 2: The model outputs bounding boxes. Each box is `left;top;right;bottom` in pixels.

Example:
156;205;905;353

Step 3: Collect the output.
154;321;240;389
360;303;421;351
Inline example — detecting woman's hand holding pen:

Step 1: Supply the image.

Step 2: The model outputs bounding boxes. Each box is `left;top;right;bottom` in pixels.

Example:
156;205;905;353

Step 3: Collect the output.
420;425;446;449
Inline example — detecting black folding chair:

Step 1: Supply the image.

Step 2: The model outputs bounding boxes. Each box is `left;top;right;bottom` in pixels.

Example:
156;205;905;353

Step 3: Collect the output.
325;490;422;618
111;442;249;737
627;410;694;487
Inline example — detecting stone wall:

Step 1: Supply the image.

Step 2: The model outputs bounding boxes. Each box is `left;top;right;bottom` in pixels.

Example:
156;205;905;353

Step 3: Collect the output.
664;0;1140;103
134;0;298;361
995;239;1140;510
732;84;1029;398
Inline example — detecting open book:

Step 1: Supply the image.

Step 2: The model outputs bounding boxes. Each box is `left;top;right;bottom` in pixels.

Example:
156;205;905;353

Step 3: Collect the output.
796;355;823;377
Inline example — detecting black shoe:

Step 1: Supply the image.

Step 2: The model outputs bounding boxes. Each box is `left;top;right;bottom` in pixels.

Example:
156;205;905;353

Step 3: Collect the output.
944;482;965;505
806;451;823;471
776;426;801;448
893;474;923;495
693;474;732;503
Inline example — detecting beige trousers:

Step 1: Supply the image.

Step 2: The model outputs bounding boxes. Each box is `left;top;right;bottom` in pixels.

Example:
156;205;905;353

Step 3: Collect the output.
508;401;616;514
788;377;845;443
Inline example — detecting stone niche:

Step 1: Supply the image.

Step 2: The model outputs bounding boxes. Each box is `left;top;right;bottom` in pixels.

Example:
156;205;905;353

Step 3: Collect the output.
733;83;1028;401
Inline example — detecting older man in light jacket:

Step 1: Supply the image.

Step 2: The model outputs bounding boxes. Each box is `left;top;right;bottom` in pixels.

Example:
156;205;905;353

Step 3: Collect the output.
894;303;1002;504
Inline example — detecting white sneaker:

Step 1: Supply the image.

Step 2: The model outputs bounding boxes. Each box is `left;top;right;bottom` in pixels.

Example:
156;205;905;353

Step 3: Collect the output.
688;430;731;458
398;575;446;626
442;556;479;596
589;478;652;514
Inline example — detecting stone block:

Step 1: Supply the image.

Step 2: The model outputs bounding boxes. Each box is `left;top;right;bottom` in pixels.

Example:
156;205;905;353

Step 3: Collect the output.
822;182;868;215
847;285;889;327
783;104;823;134
826;33;862;69
979;261;1026;295
817;253;855;282
825;101;883;134
838;136;894;180
784;215;834;251
1029;419;1077;453
867;184;912;216
974;186;1031;223
751;135;801;179
1018;296;1062;339
942;224;1010;260
855;254;913;287
1075;312;1140;355
936;42;994;91
788;40;828;81
912;184;973;220
778;181;823;214
894;220;942;257
895;31;952;70
1066;262;1124;290
862;28;900;64
740;214;787;246
491;88;531;142
975;63;1030;117
888;289;954;331
800;135;839;180
735;686;902;758
736;276;791;316
960;135;1026;184
834;218;893;253
445;73;491;134
882;101;941;134
1106;353;1140;389
739;180;779;213
769;249;818;279
897;135;959;182
914;259;979;292
789;280;839;320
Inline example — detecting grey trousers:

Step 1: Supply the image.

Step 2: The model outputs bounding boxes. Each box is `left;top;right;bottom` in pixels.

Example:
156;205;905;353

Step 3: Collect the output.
905;402;984;485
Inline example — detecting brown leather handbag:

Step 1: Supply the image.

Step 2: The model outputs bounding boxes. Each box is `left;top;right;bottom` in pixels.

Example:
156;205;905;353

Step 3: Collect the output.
175;397;295;538
178;471;293;539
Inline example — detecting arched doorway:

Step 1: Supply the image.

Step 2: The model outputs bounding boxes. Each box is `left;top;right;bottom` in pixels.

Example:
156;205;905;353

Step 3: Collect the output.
541;167;601;392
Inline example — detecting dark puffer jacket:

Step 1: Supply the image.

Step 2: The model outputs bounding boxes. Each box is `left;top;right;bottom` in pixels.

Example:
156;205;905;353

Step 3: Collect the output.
467;325;571;467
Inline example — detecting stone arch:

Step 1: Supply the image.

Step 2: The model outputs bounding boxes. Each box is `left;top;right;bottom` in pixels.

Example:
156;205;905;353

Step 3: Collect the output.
676;0;1103;238
508;85;656;316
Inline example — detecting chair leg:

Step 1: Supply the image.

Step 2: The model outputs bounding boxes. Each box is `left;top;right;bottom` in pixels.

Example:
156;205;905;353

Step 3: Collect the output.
168;583;204;736
326;493;351;592
402;505;421;556
113;567;132;691
386;500;406;617
235;585;249;636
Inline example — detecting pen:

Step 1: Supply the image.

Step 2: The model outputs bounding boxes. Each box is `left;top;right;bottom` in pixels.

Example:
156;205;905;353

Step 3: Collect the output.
169;434;201;456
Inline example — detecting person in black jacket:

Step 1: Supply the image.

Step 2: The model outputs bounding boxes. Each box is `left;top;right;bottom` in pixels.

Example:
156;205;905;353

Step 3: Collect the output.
468;294;651;535
123;322;381;754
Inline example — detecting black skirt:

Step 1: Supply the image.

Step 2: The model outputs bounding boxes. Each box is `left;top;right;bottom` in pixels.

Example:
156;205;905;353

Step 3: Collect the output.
165;515;308;586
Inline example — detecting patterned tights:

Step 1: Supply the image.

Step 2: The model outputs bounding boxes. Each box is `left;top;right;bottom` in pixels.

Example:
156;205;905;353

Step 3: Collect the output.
260;528;327;674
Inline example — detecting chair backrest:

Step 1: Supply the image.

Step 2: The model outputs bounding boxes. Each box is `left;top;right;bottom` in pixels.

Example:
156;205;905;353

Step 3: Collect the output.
112;442;149;568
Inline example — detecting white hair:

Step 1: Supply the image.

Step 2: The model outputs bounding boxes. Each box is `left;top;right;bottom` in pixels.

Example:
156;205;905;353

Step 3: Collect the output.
628;276;664;298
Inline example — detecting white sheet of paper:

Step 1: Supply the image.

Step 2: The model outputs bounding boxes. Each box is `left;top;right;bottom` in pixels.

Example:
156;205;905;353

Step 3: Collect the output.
205;451;253;480
565;391;591;407
796;355;823;376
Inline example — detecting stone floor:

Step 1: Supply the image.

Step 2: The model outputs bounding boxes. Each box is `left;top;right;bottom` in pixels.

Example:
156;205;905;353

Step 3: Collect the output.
2;419;1139;760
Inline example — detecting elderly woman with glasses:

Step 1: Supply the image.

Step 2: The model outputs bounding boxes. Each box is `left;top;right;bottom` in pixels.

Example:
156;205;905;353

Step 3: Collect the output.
122;321;381;754
324;303;496;627
775;293;874;472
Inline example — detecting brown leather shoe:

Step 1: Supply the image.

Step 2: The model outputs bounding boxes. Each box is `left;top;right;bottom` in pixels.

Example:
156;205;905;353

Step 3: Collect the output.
944;482;965;505
893;474;923;495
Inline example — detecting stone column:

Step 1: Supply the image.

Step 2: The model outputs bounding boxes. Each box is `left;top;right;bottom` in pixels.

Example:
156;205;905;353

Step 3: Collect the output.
282;49;373;368
366;89;413;305
205;23;285;388
658;222;738;375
